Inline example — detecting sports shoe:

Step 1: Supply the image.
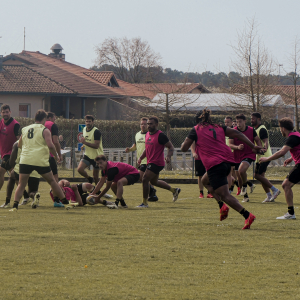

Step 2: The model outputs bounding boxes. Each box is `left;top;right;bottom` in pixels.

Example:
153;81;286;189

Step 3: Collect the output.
148;195;159;202
220;203;229;221
242;197;249;203
241;187;247;196
31;193;40;209
65;202;79;210
236;187;241;196
104;194;113;199
172;188;181;202
207;193;214;198
250;184;256;193
136;203;149;208
0;202;10;208
20;198;30;205
107;203;118;209
242;213;256;229
9;208;18;212
54;202;64;208
262;197;272;203
270;190;281;202
199;193;204;199
276;212;296;220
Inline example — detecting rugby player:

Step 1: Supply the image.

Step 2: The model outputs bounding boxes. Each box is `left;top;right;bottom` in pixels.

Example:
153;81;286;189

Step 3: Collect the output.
78;115;103;184
259;117;300;219
229;114;263;202
45;112;62;182
0;104;20;208
181;109;261;229
10;109;69;211
137;116;181;208
125;117;158;201
91;155;141;208
251;112;280;203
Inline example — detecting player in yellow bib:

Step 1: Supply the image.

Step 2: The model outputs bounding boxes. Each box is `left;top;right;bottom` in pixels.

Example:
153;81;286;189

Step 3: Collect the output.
125;117;158;202
78;115;103;184
10;110;70;211
251;112;280;203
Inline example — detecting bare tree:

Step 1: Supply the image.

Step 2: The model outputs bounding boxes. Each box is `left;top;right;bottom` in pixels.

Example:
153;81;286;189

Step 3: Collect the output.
95;37;162;83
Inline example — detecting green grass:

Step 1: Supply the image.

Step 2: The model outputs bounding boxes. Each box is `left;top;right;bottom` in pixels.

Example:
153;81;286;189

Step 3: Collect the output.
0;182;300;299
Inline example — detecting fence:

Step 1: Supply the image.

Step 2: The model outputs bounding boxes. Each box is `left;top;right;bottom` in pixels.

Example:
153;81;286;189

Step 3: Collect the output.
51;128;291;181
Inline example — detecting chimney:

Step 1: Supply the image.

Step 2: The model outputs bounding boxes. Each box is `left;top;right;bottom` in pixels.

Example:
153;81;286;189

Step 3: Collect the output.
48;43;65;60
0;55;3;72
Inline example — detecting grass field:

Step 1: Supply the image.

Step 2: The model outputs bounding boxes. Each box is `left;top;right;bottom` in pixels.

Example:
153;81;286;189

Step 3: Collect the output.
0;182;300;299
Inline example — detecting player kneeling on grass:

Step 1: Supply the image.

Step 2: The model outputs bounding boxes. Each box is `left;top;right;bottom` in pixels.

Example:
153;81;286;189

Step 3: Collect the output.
89;155;140;209
259;117;300;220
181;109;262;229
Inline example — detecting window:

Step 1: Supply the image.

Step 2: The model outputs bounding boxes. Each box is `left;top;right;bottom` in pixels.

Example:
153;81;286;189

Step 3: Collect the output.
19;104;31;118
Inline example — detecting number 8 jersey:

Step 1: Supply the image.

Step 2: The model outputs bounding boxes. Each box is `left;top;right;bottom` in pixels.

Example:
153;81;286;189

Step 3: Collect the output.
20;124;50;167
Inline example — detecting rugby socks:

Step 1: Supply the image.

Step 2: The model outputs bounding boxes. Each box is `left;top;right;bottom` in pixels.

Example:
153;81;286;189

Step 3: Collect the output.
234;180;239;187
288;206;295;215
239;208;250;219
88;177;93;184
5;197;10;205
247;181;253;187
169;187;176;193
13;201;18;209
149;185;155;196
120;198;127;207
54;196;68;204
115;199;120;206
143;198;148;205
242;183;247;188
229;186;234;192
102;200;107;206
217;200;224;209
200;190;204;195
23;190;29;199
270;186;278;192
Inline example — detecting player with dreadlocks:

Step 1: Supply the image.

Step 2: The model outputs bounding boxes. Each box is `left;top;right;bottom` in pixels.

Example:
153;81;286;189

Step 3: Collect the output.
181;109;262;229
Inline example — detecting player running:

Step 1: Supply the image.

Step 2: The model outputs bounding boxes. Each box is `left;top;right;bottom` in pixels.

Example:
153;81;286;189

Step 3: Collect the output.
137;116;181;208
251;112;280;203
181;109;261;229
90;155;141;208
10;109;70;211
125;117;158;202
259;118;300;219
78;115;103;184
229;114;263;202
45;112;62;182
0;104;20;208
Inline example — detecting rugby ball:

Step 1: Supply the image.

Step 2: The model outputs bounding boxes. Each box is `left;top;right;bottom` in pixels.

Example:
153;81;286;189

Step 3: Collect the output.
86;195;96;205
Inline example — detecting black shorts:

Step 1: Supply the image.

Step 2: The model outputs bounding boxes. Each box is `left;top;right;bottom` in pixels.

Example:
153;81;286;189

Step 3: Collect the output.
82;155;99;169
146;163;164;175
207;162;232;190
195;159;206;177
255;161;270;175
49;156;58;175
138;164;147;173
125;173;140;185
77;183;87;205
19;164;51;175
286;164;300;184
1;155;12;171
14;172;40;191
235;158;255;171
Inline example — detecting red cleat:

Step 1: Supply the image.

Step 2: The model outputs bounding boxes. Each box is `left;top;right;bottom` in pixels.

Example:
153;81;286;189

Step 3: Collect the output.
242;213;256;229
207;193;214;198
220;203;229;221
236;187;241;196
199;193;204;198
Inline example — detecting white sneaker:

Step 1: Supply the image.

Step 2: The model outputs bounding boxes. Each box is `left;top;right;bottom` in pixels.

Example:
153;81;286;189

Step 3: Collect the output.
276;212;296;220
172;188;181;202
0;202;10;208
242;197;249;203
262;197;272;203
31;193;40;209
250;184;256;193
106;204;118;209
136;203;149;208
104;194;113;199
20;198;30;205
270;190;281;202
240;187;247;196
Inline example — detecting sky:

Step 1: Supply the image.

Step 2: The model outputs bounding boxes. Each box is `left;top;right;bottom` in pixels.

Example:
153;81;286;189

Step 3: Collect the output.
1;0;300;74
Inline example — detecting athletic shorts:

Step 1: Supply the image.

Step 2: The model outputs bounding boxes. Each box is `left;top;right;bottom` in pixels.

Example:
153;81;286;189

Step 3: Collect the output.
19;164;51;175
146;163;164;175
49;156;58;175
1;155;12;171
207;162;232;190
138;164;147;173
81;155;99;169
77;183;88;205
235;158;255;171
124;173;140;185
195;159;206;177
14;172;40;192
286;164;300;184
255;161;270;175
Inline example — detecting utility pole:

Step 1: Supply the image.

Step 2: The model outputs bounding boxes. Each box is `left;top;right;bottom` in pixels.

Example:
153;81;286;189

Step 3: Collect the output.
23;27;25;51
278;64;283;84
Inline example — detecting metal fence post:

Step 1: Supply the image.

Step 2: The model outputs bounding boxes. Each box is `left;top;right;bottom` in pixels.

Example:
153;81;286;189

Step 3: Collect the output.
72;125;75;178
131;130;134;166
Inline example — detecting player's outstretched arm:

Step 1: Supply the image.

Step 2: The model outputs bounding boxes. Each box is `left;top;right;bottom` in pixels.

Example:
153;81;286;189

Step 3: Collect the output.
181;137;193;152
9;142;19;169
259;146;291;163
225;128;260;151
92;176;106;195
125;144;136;153
97;181;112;199
43;129;58;160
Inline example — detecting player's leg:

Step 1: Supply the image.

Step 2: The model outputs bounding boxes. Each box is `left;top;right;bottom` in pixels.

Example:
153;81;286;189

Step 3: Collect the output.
139;166;158;202
77;159;93;183
238;161;251;201
198;176;204;198
70;184;83;206
28;177;40;209
92;167;99;185
49;157;59;182
11;173;30;211
0;166;7;191
1;171;16;208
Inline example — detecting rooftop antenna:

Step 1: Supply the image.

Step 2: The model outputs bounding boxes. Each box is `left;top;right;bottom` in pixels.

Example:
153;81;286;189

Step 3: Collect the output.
23;27;25;50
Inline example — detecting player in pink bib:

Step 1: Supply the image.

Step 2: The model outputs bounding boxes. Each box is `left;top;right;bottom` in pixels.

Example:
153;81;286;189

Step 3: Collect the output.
181;109;262;229
260;117;300;220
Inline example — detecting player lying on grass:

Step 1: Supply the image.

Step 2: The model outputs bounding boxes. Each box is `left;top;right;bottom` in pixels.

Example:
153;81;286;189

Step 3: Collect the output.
89;155;141;209
181;109;262;229
6;141;41;208
50;179;115;207
259;117;300;220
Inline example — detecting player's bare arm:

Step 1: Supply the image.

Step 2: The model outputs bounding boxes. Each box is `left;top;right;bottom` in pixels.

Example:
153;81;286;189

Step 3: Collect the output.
181;137;193;152
58;180;70;188
259;145;291;163
284;157;293;166
190;142;198;159
125;144;136;153
91;176;106;195
96;180;112;199
80;137;100;149
18;136;23;149
228;138;244;150
9;142;19;169
43;128;58;160
52;135;62;162
165;141;174;163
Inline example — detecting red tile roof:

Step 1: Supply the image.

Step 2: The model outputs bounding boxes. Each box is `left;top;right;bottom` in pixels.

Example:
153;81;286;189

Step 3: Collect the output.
0;65;75;94
83;71;117;86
